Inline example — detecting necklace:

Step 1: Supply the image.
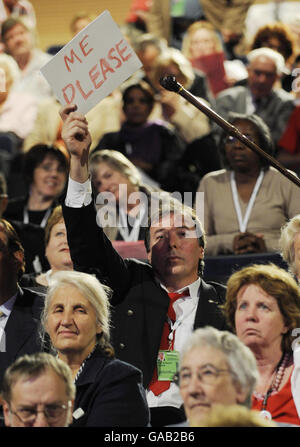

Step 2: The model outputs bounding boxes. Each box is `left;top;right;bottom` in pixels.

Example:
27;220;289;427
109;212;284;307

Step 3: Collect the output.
259;352;289;420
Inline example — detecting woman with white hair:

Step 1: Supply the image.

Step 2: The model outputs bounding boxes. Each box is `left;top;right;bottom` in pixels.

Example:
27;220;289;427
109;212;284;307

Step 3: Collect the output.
40;270;149;427
174;326;258;426
279;214;300;283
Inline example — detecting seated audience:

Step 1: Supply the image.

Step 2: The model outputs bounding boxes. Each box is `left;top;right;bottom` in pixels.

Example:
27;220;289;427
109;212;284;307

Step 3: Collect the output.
1;17;53;101
279;214;300;283
145;0;252;58
41;270;150;427
20;205;73;289
197;113;300;256
23;95;120;155
4;144;68;230
0;53;36;137
0;172;47;273
0;218;44;388
61;101;228;426
1;352;74;427
133;33;213;106
250;22;297;91
152;45;213;101
89;149;173;243
149;47;212;144
132;33;168;86
173;326;258;427
94;81;185;190
0;0;36;31
181;21;247;95
224;263;300;425
215;47;295;146
0;53;37;177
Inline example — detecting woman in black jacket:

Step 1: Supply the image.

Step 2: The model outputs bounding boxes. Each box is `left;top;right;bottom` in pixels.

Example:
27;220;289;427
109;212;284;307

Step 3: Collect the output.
41;270;150;427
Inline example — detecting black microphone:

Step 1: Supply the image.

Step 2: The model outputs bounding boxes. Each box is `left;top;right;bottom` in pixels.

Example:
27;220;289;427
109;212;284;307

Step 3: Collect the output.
159;75;181;93
159;75;300;188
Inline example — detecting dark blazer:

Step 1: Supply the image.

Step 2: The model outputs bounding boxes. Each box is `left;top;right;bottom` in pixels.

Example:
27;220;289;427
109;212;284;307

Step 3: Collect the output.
62;201;227;388
0;287;45;388
71;348;149;427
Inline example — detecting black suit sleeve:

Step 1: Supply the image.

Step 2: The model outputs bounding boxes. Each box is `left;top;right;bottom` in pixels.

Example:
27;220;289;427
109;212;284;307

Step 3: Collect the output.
62;200;133;300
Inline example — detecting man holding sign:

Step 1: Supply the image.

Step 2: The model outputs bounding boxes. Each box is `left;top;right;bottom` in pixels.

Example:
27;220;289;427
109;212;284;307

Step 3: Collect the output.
59;100;227;427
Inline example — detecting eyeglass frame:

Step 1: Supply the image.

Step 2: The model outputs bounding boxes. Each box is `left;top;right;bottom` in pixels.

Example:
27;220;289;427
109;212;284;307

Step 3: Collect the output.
173;364;237;388
224;134;257;146
8;400;72;425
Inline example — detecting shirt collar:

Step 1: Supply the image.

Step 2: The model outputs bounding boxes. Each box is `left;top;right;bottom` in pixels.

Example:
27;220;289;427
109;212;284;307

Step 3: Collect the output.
160;277;201;297
0;293;18;318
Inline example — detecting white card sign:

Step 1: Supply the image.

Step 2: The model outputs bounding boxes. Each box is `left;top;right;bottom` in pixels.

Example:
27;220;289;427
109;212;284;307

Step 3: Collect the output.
40;10;142;114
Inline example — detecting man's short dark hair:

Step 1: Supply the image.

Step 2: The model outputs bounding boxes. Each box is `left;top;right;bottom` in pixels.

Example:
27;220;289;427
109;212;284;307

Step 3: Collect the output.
0;218;25;277
144;201;206;276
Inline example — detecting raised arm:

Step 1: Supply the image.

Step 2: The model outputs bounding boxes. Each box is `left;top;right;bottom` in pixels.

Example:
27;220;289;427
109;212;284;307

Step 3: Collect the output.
60;104;91;183
60;104;132;298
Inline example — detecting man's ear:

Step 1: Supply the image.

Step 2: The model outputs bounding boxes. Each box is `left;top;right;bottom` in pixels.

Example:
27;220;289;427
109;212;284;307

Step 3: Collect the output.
199;246;204;260
3;401;11;427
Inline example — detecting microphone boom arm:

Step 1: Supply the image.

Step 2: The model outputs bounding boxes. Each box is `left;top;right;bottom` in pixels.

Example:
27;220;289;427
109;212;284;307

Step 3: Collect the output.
160;75;300;188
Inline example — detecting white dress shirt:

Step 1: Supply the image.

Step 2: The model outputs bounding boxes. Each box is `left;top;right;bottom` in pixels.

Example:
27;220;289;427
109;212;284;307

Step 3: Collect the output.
147;278;201;409
65;176;92;208
0;293;17;352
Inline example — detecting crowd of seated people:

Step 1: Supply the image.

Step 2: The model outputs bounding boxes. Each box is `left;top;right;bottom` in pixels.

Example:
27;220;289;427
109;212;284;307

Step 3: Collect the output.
2;0;300;430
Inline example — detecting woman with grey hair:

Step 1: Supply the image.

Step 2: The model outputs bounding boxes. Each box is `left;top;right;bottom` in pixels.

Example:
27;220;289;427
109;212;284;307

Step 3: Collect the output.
175;326;258;426
41;270;149;427
279;214;300;283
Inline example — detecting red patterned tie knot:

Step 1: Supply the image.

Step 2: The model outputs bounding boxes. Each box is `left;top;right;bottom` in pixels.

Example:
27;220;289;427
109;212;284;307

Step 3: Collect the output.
167;289;189;322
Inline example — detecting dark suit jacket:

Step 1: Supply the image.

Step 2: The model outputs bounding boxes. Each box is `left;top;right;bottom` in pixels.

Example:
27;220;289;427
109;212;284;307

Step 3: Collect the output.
0;287;45;388
71;348;149;427
63;201;227;388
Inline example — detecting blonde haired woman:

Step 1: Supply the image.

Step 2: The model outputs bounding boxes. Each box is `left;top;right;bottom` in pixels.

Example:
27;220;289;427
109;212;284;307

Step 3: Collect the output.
89;149;173;242
181;21;247;95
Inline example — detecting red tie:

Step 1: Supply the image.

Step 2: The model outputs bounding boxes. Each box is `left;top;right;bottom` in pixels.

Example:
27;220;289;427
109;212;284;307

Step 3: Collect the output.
149;290;189;396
